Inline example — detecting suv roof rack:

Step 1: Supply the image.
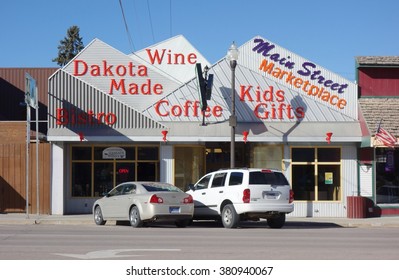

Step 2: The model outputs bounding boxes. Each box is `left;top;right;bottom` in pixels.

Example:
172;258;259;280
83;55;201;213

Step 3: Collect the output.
217;167;249;171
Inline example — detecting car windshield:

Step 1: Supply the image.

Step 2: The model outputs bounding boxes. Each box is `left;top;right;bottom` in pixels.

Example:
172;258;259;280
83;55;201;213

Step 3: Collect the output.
142;183;181;192
249;171;289;185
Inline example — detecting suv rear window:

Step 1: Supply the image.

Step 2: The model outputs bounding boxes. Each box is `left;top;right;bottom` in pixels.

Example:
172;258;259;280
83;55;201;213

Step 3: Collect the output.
249;171;289;185
229;172;243;186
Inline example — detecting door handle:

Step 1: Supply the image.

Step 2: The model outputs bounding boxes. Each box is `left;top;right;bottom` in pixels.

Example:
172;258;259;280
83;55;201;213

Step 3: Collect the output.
219;191;223;193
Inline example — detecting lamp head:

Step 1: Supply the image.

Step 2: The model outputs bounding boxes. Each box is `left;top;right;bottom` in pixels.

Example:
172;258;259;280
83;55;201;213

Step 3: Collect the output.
227;41;239;62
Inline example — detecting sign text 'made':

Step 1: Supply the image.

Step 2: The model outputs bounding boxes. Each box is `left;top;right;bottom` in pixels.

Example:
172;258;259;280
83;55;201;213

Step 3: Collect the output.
252;38;349;110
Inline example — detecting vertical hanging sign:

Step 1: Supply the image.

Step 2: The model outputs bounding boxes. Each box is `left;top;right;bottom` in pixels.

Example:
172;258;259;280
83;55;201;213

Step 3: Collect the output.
25;73;39;217
26;73;38;109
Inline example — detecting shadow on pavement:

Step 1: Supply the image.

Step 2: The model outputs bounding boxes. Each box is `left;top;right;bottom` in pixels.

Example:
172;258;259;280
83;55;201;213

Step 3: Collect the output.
284;221;344;229
112;220;345;229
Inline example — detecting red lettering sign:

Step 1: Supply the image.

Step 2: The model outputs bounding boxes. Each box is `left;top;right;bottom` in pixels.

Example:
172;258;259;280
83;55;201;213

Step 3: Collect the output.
154;100;223;118
109;79;163;95
73;60;146;77
56;108;117;126
145;49;197;65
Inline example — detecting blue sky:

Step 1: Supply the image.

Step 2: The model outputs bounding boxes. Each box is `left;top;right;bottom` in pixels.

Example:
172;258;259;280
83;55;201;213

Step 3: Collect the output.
1;0;398;81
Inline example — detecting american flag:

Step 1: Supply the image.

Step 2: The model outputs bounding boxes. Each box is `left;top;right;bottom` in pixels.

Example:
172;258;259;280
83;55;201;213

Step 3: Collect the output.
375;123;397;147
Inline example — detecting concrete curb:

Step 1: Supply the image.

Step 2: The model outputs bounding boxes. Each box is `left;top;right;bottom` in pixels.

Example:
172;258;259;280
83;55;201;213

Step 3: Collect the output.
1;214;399;227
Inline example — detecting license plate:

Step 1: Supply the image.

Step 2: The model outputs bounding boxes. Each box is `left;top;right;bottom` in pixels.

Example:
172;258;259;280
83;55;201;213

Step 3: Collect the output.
169;207;180;213
266;192;278;199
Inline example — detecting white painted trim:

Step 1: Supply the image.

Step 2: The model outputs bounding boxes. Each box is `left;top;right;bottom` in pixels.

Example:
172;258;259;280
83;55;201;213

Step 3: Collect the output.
47;135;363;142
160;144;174;184
51;143;65;215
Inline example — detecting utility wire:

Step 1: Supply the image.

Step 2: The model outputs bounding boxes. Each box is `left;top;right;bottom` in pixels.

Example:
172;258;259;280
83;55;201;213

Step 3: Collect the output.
118;0;135;52
170;0;172;37
116;0;183;85
132;0;143;48
146;0;155;43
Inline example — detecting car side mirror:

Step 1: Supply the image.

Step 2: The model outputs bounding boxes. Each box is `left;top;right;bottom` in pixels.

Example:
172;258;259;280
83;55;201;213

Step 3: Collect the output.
186;184;195;191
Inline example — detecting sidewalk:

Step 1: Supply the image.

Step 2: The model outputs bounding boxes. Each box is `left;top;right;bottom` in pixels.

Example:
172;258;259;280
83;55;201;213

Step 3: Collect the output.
1;213;399;227
0;213;94;225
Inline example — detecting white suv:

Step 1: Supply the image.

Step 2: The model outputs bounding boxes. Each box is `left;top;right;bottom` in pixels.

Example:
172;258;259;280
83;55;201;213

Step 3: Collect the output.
186;168;294;228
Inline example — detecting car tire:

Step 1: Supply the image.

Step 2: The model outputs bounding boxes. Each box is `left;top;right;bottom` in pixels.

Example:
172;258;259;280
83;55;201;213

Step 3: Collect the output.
267;213;286;229
221;204;239;228
94;206;106;225
175;219;191;228
129;206;143;228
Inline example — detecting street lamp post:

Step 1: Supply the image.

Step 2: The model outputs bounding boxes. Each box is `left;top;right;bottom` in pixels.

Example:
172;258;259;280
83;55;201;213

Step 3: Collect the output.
227;42;239;168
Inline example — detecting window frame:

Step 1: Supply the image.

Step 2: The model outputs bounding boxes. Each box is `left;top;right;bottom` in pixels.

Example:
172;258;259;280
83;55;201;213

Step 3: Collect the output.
291;147;342;202
70;145;159;198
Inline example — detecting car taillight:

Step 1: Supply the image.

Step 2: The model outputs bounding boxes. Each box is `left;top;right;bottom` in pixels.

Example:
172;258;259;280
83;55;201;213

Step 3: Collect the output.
261;169;272;173
243;189;250;203
289;190;294;203
182;195;193;204
150;194;164;204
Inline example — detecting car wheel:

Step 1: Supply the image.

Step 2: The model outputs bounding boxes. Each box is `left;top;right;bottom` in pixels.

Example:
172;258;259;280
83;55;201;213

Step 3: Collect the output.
175;219;191;228
94;206;106;225
267;213;286;229
129;206;143;228
221;204;239;228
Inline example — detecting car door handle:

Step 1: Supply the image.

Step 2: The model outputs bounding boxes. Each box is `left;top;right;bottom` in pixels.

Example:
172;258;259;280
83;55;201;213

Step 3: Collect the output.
201;192;206;195
219;191;223;193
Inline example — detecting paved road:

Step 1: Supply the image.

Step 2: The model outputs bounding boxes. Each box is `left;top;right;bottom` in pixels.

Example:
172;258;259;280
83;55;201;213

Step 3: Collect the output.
1;221;398;260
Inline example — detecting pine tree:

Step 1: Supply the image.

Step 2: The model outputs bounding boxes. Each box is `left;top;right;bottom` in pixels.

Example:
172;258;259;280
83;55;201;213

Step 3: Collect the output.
53;25;84;66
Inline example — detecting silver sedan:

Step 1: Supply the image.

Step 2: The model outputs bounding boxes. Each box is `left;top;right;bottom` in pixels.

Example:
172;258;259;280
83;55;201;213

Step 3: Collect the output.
93;182;194;228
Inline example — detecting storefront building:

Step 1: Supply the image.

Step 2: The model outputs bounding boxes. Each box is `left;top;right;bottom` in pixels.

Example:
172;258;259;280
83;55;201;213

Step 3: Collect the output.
357;56;399;216
47;35;362;217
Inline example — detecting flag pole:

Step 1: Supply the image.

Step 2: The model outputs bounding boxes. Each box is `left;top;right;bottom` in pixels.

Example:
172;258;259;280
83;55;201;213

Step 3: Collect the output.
376;118;383;133
373;118;383;146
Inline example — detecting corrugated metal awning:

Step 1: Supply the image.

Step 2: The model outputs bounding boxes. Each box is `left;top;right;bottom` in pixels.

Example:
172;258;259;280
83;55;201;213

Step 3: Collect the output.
161;121;362;143
46;121;362;143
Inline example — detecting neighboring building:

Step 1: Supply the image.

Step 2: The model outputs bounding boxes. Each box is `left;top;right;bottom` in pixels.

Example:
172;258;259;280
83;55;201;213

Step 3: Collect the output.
0;68;57;214
47;35;363;217
357;56;399;216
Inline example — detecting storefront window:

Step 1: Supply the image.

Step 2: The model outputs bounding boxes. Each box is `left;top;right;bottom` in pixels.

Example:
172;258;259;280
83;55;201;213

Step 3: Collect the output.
376;148;399;204
94;162;114;196
291;147;341;201
317;165;341;200
318;148;340;162
205;143;247;172
175;146;205;190
71;145;159;197
292;148;314;162
72;162;91;197
116;162;136;186
137;162;157;181
251;145;283;169
205;144;230;172
138;146;158;160
292;165;315;200
72;146;91;160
